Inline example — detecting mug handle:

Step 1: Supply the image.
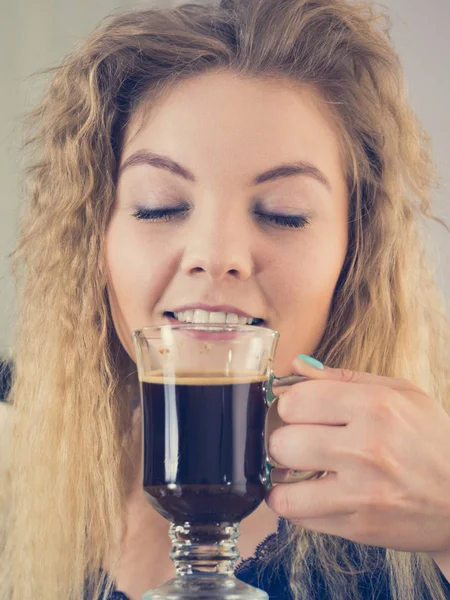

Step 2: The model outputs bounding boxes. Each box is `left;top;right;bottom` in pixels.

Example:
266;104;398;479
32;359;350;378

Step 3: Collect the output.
263;372;328;489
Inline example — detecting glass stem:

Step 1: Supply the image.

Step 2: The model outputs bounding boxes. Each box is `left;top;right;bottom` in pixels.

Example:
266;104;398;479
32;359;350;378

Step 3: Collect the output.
169;522;240;577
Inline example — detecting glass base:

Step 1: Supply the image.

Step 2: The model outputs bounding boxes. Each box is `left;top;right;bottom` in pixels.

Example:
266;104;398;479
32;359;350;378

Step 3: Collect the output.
141;574;269;599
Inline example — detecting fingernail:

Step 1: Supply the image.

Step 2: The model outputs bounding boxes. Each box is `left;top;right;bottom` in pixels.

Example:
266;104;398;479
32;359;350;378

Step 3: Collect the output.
297;354;324;370
264;461;273;490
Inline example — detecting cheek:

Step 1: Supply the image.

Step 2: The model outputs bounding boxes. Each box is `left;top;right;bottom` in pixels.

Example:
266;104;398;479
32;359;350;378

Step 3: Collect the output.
107;223;150;301
273;229;346;302
105;216;167;332
268;227;347;371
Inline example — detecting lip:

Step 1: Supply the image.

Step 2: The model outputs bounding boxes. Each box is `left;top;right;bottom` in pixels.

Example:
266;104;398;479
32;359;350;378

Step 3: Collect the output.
167;303;263;320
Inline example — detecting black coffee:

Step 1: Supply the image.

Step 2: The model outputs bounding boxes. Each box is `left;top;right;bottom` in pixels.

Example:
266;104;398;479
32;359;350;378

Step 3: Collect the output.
141;373;267;523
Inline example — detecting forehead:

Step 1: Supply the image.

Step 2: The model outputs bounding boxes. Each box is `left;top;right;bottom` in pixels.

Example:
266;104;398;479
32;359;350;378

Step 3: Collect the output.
120;70;346;184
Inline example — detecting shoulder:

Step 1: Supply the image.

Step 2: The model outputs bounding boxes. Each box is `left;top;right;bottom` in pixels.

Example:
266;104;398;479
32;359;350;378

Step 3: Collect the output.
0;383;12;533
0;359;13;454
0;360;13;403
0;397;12;475
0;361;13;485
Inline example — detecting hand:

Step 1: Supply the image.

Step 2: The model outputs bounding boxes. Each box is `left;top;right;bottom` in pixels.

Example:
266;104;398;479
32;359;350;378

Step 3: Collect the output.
266;357;450;557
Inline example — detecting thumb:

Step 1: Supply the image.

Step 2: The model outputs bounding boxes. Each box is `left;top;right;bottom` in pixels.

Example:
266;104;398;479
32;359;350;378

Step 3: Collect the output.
292;354;415;390
293;354;361;382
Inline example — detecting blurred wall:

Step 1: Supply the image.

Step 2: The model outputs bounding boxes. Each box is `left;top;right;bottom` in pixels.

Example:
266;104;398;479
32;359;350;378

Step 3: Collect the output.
0;0;448;356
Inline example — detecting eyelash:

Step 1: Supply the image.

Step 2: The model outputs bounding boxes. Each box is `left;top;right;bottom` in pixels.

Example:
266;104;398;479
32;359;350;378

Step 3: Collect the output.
131;207;310;229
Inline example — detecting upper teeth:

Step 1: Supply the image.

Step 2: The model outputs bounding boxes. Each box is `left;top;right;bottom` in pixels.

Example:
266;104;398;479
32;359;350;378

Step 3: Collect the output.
173;309;258;325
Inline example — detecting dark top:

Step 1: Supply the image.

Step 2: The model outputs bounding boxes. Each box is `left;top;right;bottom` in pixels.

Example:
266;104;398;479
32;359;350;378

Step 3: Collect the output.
0;361;12;402
101;518;450;600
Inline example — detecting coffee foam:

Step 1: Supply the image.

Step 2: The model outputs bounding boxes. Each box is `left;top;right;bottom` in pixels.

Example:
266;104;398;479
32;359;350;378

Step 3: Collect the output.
139;370;268;385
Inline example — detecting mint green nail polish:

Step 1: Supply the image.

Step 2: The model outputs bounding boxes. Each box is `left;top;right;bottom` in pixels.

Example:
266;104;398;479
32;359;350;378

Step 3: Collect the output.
297;354;324;370
264;461;273;490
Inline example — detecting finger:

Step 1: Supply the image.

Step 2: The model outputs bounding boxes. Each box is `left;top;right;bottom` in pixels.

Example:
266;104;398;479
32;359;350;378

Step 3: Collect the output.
268;423;347;472
292;355;421;393
266;472;352;520
276;380;354;425
277;378;416;426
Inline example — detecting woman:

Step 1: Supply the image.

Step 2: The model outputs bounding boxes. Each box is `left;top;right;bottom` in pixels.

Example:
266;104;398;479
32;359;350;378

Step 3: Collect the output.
1;0;449;598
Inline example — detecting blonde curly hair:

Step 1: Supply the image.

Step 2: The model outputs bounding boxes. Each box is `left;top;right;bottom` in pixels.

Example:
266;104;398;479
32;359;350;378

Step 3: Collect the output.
1;0;449;598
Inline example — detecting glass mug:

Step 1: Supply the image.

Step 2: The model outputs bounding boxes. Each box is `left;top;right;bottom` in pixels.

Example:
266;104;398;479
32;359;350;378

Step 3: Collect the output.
132;324;326;600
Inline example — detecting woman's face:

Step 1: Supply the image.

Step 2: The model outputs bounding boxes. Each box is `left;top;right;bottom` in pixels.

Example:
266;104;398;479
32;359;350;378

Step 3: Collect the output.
106;71;348;375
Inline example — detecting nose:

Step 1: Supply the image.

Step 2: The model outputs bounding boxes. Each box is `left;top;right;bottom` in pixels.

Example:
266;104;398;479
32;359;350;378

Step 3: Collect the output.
180;209;254;281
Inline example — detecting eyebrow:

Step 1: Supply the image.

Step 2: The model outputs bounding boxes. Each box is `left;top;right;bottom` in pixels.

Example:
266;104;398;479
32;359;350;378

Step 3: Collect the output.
118;150;331;191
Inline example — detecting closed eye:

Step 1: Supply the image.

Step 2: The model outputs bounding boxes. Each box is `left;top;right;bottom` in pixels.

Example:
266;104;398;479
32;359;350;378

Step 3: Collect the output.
131;206;189;222
131;206;310;229
254;211;310;229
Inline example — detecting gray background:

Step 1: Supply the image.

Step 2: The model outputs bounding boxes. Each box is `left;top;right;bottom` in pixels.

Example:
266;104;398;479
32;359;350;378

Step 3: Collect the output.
0;0;449;357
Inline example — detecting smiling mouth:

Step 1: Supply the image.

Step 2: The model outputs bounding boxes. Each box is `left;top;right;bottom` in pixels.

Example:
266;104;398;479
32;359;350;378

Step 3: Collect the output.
164;311;265;327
